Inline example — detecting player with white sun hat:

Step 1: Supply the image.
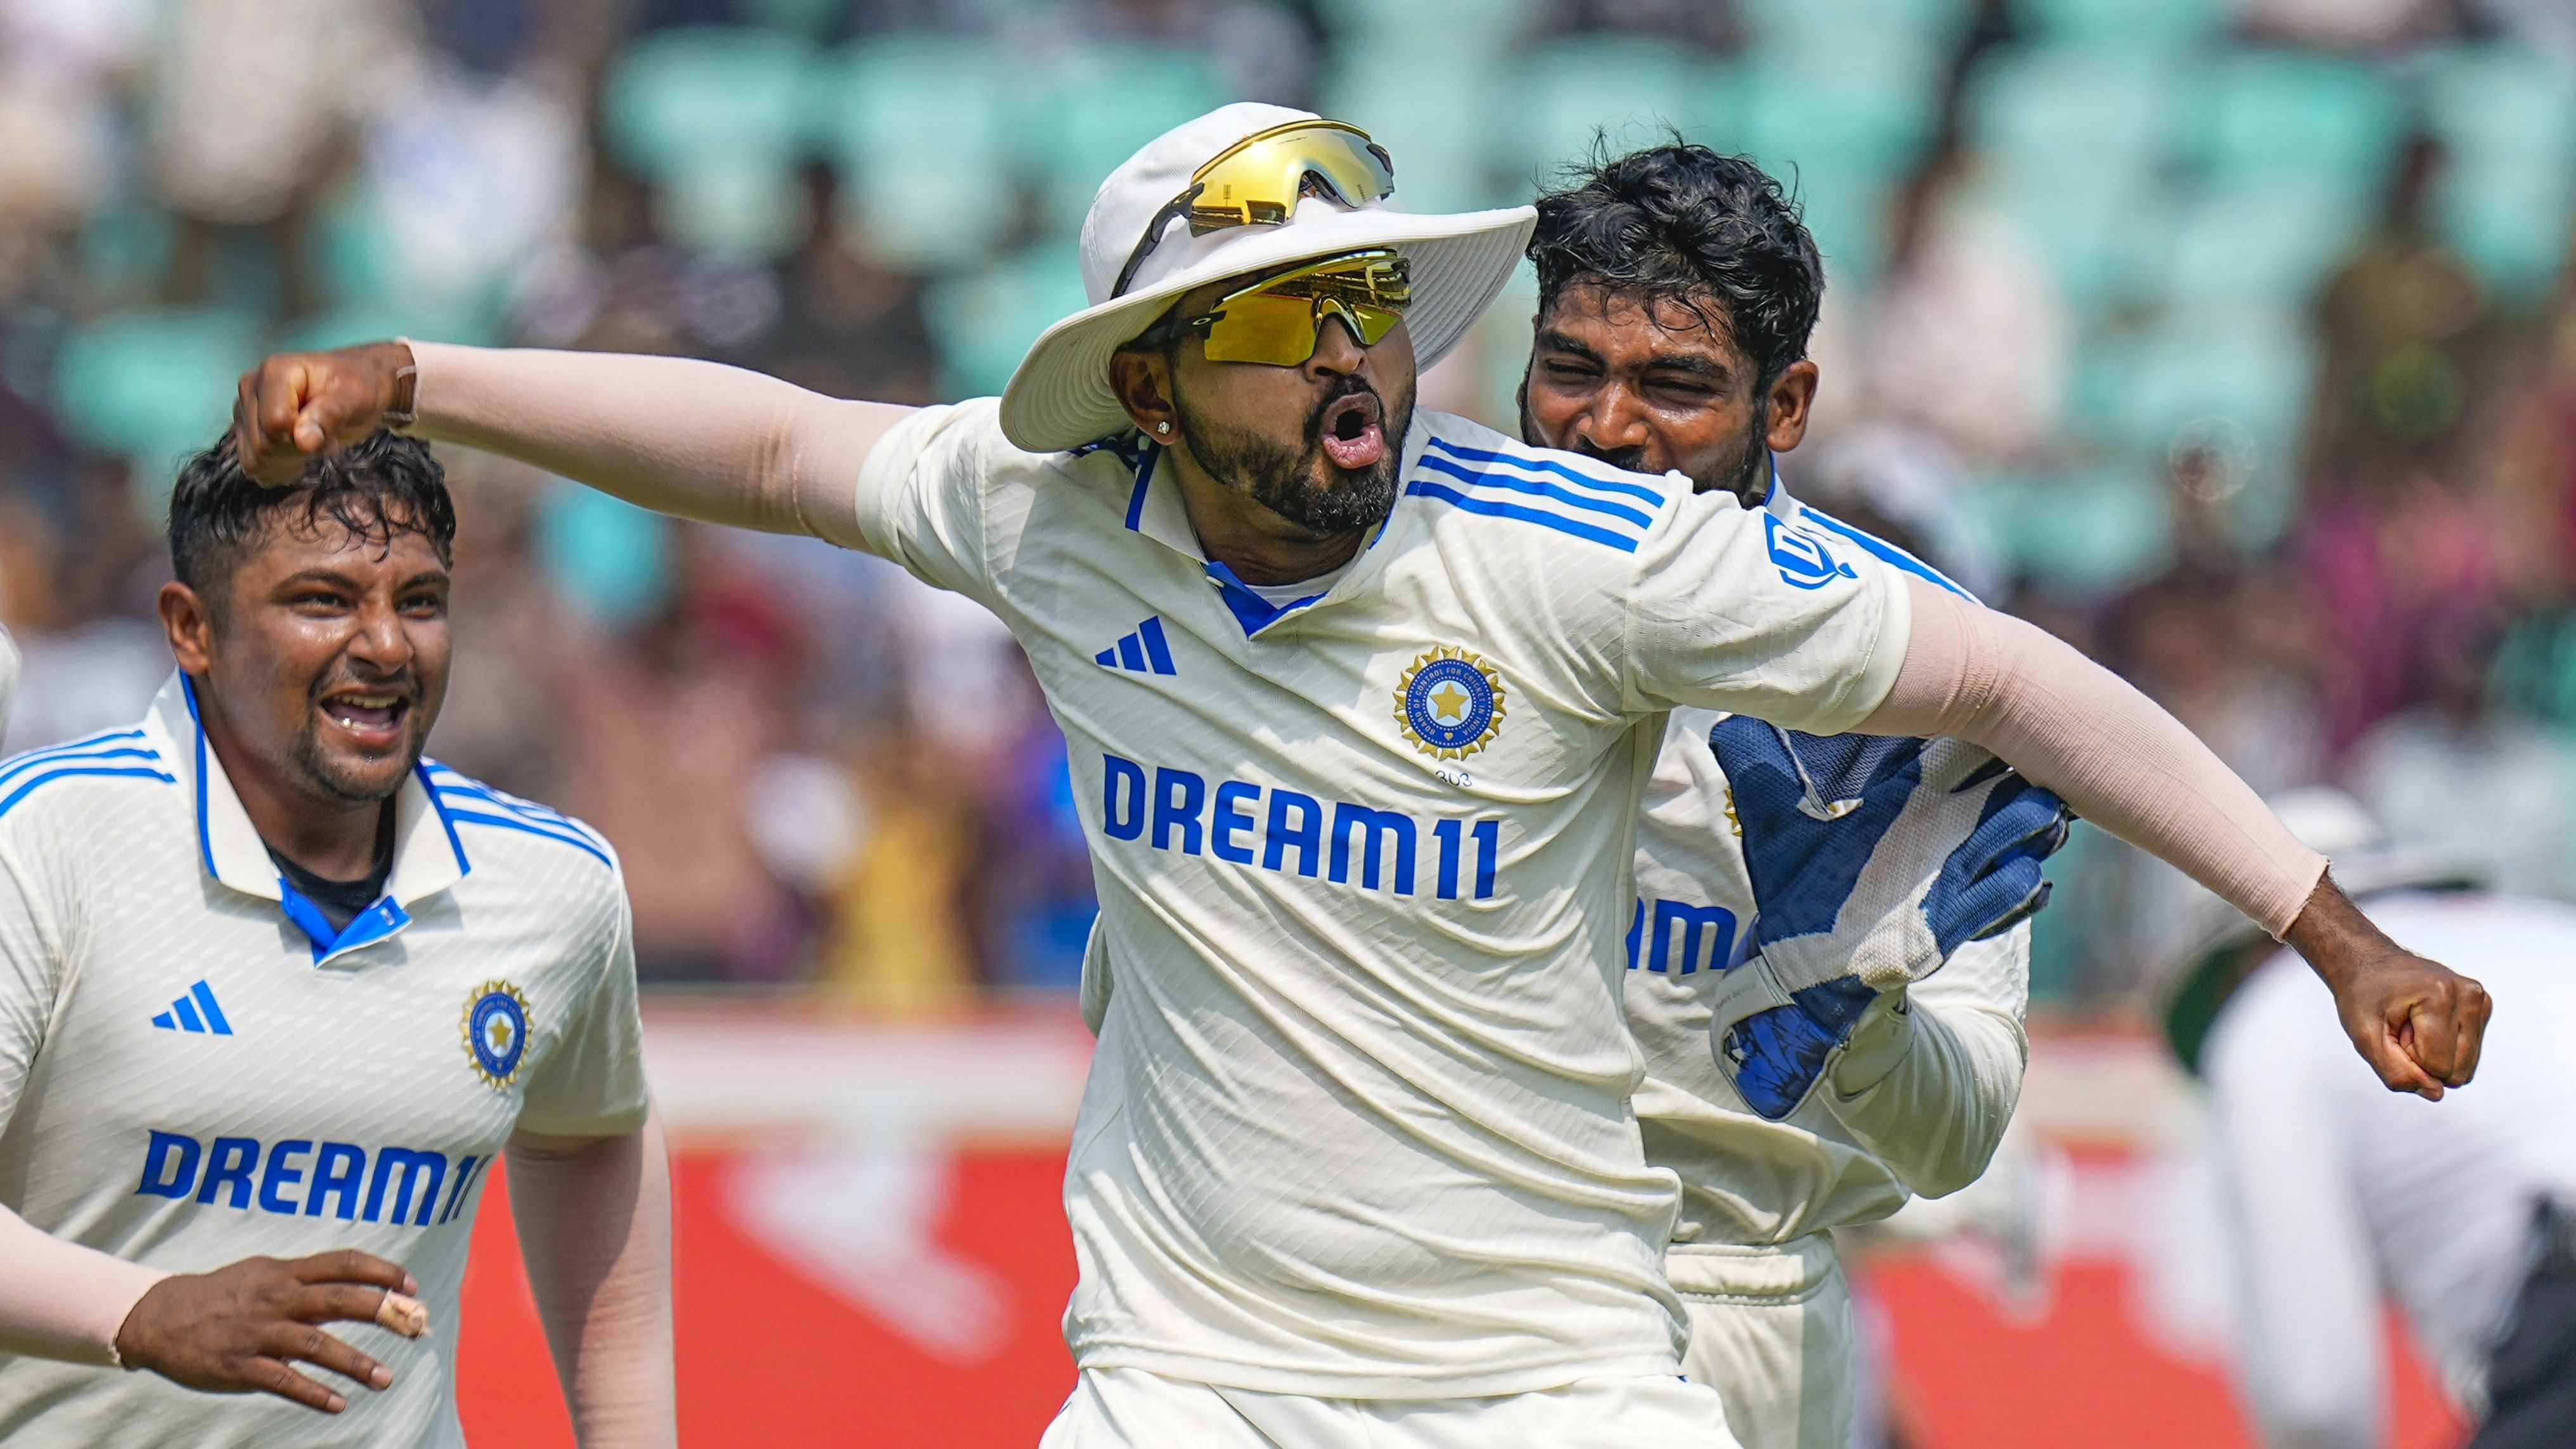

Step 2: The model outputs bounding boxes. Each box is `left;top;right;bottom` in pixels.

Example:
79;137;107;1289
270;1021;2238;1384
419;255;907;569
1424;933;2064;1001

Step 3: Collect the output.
230;101;2485;1446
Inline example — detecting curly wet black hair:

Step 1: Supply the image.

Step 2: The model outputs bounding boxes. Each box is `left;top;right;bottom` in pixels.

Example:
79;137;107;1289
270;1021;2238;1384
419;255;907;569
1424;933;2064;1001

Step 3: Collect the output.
169;430;455;616
1526;141;1825;385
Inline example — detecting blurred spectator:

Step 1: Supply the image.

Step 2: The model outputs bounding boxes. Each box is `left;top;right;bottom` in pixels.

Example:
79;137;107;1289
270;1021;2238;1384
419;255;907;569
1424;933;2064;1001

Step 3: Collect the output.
2166;792;2576;1448
2347;598;2576;900
147;0;421;317
1860;155;2073;468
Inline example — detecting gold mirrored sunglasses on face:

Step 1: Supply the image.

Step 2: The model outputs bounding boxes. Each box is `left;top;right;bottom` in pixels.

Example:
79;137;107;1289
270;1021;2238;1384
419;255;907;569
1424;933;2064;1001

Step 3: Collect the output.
1139;250;1413;368
1111;120;1397;299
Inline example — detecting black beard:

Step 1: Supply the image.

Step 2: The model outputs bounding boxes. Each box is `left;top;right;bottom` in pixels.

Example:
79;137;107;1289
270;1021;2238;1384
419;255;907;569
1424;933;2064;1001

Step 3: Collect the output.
289;668;425;806
1176;377;1413;537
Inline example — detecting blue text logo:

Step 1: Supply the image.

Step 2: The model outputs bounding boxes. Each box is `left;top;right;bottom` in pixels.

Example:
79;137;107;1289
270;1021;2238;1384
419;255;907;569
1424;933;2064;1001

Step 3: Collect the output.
136;1130;491;1228
1100;754;1501;900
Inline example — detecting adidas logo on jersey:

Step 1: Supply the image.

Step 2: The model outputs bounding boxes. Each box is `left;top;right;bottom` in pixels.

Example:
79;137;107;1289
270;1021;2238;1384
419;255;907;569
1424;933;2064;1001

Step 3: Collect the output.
150;980;234;1036
1095;616;1177;676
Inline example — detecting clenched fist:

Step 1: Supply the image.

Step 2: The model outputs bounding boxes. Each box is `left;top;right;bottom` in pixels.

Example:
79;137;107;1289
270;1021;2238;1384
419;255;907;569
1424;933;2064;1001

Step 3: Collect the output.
232;341;416;486
113;1251;427;1414
2288;875;2494;1099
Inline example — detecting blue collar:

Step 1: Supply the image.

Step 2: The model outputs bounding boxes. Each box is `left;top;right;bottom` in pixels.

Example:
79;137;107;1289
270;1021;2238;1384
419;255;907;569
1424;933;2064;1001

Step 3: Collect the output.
151;673;470;965
1114;439;1405;638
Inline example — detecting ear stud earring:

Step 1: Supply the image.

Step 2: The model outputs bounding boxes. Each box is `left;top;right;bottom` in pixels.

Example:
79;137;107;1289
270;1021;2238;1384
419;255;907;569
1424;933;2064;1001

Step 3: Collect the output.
1156;422;1172;435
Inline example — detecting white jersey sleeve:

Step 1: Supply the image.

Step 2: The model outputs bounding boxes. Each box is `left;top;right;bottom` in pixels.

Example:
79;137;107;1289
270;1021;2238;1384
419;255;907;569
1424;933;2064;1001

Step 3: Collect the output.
0;827;65;1159
1621;488;1911;733
513;880;648;1140
850;399;1008;608
1819;932;2028;1199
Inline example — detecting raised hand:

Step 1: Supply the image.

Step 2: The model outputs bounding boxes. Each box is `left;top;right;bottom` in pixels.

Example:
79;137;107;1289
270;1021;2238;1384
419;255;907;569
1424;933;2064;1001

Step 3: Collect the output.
2284;876;2492;1100
1704;719;2072;1120
232;342;416;486
112;1251;428;1414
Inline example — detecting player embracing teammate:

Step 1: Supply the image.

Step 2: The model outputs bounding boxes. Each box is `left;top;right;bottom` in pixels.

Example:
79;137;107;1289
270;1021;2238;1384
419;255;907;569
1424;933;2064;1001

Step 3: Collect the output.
228;103;2492;1447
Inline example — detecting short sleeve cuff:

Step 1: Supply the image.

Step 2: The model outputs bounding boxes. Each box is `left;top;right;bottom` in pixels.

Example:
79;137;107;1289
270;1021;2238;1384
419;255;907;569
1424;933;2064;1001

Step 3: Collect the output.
1810;565;1913;736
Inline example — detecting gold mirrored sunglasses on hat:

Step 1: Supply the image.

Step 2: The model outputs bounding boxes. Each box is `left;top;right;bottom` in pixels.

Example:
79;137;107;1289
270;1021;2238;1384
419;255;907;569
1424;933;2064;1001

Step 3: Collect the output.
1135;249;1412;368
1111;120;1397;299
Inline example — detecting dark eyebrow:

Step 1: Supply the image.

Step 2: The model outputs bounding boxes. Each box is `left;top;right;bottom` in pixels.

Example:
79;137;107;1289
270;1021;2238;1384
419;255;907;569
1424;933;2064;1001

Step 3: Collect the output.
1532;330;1604;364
1641;352;1729;383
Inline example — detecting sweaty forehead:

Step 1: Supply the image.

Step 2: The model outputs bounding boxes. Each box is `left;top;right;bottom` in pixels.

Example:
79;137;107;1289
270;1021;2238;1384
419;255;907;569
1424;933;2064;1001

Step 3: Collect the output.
1540;283;1748;371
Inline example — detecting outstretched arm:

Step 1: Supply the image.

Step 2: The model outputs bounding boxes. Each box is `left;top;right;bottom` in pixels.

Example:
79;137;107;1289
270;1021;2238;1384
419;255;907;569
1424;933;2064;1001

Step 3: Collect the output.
508;1112;675;1449
232;342;914;552
1862;576;2490;1098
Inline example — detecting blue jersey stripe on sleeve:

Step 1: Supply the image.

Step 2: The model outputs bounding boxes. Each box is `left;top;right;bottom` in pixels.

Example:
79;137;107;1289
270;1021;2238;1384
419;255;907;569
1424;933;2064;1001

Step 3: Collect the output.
1412;453;1659;531
1422;436;1669;505
0;765;179;821
440;809;616;868
1403;481;1644;552
1796;506;1977;600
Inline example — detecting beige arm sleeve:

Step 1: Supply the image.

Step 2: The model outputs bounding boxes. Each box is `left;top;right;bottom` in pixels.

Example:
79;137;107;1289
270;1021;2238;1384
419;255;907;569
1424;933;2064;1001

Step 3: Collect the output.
0;1203;168;1365
1860;576;2326;936
406;342;914;553
508;1111;675;1449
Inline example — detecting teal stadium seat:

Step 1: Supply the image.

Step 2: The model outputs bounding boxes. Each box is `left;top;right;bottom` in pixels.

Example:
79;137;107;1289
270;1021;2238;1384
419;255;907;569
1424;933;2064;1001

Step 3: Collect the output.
1966;46;2186;314
2156;176;2369;307
2075;305;2311;521
2191;50;2402;202
1495;37;1731;188
2423;46;2576;300
816;37;1015;273
2011;0;2224;50
1739;0;1972;49
924;247;1093;401
1324;56;1509;214
603;28;820;261
1734;33;1944;181
1017;46;1229;238
1314;0;1541;53
1974;459;2174;593
53;308;266;489
1967;46;2181;174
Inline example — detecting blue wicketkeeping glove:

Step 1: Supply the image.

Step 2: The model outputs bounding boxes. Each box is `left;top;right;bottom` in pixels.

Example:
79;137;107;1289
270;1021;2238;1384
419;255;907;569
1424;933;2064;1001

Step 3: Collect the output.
1704;718;2072;1121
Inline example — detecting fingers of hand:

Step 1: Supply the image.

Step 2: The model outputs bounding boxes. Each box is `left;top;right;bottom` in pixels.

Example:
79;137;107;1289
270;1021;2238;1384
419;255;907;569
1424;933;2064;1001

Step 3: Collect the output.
290;1249;410;1290
246;1354;345;1414
264;1322;389;1393
375;1291;429;1339
295;1282;410;1329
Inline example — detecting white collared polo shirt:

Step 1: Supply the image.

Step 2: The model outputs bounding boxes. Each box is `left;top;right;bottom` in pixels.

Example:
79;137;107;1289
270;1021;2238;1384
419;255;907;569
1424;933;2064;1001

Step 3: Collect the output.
0;675;647;1448
1621;488;2029;1252
854;399;1911;1396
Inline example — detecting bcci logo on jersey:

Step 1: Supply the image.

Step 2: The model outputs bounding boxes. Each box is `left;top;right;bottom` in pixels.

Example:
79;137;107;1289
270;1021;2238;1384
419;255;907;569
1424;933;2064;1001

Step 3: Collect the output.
1763;512;1858;590
1396;647;1505;761
462;981;531;1089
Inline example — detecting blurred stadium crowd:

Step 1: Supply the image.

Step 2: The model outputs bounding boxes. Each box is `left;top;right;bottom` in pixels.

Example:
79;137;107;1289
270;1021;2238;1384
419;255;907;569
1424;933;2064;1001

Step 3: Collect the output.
3;0;2575;1010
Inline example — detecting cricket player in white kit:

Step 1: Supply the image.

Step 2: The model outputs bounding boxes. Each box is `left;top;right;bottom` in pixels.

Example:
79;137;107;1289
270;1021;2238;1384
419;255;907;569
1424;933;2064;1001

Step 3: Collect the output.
2163;790;2576;1448
0;434;672;1446
233;106;2486;1446
1517;144;2054;1448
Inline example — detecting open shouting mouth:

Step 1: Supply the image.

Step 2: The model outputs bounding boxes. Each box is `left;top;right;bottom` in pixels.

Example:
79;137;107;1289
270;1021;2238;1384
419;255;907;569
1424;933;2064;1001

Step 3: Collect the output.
1318;390;1386;471
315;683;415;750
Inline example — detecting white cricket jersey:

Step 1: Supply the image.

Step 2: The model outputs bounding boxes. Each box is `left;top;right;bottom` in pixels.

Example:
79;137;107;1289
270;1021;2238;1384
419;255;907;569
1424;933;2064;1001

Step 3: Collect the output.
0;676;648;1448
853;400;1910;1396
1625;488;2030;1249
2206;892;2576;1441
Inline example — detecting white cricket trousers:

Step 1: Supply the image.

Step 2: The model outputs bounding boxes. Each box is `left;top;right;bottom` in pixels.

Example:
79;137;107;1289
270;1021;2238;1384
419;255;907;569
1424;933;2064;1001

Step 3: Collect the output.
1668;1236;1855;1449
1040;1366;1743;1447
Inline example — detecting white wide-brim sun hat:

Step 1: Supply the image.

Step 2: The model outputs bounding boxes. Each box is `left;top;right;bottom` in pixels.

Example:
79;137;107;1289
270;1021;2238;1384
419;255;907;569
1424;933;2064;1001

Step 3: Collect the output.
999;102;1536;454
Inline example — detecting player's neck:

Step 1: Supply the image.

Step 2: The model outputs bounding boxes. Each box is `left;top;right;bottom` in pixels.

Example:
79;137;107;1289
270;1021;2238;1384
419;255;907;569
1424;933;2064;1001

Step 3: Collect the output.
1166;451;1367;587
197;704;391;884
